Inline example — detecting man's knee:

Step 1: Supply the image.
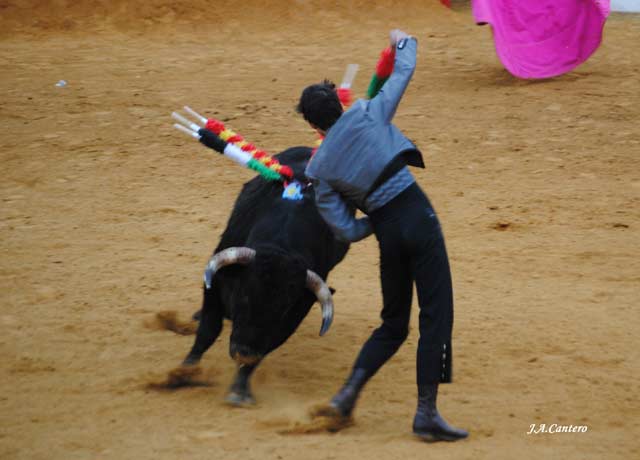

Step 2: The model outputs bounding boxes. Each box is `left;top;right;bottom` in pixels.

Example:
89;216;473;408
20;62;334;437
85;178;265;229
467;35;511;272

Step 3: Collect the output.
377;321;409;344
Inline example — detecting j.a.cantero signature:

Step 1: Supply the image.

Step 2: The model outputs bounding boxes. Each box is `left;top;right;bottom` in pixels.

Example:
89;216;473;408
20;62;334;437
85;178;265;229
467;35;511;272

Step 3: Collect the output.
527;423;588;434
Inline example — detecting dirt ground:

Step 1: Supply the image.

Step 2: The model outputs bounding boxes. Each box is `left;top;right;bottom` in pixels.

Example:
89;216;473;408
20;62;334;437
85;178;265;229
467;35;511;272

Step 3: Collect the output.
1;1;639;459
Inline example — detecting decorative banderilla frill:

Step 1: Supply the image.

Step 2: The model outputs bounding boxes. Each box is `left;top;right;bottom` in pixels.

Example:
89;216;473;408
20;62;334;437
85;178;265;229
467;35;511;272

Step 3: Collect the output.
203;118;293;182
172;107;293;183
366;46;395;99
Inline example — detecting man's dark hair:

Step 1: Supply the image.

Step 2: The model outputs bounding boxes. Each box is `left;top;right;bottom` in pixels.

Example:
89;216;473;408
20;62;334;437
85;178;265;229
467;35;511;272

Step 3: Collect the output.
296;79;343;131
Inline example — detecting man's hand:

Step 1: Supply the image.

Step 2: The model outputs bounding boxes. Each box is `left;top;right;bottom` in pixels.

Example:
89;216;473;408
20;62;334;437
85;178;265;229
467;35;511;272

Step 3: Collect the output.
389;29;410;48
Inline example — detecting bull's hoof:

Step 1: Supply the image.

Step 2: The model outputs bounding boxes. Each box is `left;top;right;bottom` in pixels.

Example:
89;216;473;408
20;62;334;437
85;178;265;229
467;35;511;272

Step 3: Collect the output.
225;390;256;407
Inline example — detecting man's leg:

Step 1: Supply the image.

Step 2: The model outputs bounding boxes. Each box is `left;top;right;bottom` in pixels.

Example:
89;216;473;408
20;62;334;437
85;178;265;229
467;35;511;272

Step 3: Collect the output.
327;229;413;417
353;248;413;373
412;233;453;385
411;216;468;442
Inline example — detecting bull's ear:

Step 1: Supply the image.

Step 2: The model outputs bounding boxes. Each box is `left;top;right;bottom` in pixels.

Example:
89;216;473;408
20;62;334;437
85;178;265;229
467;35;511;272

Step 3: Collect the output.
329;287;336;295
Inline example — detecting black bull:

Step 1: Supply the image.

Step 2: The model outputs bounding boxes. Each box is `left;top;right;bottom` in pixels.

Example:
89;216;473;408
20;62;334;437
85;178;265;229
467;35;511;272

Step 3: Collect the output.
181;146;349;405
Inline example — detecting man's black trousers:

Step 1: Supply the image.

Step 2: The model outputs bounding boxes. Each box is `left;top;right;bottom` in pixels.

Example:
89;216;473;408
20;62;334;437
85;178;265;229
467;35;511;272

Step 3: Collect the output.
353;182;454;384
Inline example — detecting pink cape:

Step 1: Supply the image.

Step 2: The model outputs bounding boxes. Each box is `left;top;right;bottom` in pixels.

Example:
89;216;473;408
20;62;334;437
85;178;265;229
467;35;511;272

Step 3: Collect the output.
472;0;611;79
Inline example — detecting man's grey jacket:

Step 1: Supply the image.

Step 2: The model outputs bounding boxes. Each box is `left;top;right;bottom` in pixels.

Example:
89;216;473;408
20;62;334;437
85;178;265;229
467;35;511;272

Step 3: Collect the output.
304;37;425;243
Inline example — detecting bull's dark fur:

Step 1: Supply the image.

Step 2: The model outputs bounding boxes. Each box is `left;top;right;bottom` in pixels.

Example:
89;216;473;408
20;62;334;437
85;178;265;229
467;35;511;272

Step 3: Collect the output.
182;146;349;405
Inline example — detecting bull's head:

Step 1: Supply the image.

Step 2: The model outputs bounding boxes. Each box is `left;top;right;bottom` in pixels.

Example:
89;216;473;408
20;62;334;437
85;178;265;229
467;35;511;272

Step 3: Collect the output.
204;247;334;364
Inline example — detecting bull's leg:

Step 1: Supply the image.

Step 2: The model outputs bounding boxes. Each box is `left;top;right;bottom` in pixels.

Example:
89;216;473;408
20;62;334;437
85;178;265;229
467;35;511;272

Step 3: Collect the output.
225;361;261;406
183;286;223;366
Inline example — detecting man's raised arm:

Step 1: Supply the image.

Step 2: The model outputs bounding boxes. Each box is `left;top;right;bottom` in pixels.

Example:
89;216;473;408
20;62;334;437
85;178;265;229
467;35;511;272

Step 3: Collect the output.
368;30;418;124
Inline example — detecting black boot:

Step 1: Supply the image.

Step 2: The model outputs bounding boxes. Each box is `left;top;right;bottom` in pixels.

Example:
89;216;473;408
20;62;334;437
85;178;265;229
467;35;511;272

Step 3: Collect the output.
413;384;468;442
328;368;370;417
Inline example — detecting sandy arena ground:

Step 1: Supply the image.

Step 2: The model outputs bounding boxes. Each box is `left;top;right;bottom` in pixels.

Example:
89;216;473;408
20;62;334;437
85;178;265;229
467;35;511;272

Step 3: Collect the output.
1;1;639;459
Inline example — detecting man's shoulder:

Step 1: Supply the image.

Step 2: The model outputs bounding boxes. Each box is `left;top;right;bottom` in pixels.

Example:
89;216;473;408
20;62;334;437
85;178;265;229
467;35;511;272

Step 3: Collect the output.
304;142;329;180
345;98;369;117
327;99;373;137
305;99;375;180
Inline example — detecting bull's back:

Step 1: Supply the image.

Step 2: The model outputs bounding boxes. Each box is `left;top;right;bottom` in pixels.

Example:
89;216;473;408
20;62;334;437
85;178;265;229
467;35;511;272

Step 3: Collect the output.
215;146;349;275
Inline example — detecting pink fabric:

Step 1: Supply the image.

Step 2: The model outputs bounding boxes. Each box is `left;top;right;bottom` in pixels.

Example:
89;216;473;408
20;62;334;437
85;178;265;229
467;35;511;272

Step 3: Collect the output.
472;0;610;79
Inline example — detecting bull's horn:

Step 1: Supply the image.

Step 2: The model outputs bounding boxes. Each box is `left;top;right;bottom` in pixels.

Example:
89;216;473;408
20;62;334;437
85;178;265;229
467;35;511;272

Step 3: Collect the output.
306;270;334;336
203;247;256;289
